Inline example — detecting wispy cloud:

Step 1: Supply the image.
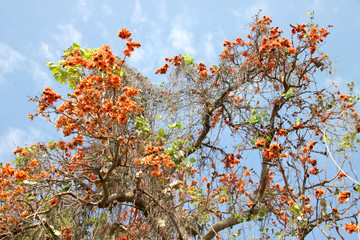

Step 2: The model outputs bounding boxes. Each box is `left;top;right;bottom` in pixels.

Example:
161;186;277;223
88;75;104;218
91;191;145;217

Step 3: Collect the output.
77;0;92;22
53;24;82;47
132;0;147;23
0;42;25;82
97;22;110;40
28;60;53;89
102;2;114;16
0;43;25;73
233;1;270;21
169;25;195;55
39;42;55;61
0;127;44;162
203;33;216;61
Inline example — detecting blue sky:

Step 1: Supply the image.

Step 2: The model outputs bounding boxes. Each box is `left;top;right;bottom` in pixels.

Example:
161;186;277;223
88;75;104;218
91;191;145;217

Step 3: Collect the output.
1;0;360;238
1;0;360;161
1;0;359;161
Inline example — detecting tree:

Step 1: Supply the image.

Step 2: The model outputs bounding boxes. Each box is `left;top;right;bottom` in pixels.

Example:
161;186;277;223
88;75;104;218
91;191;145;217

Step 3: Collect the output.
0;15;359;240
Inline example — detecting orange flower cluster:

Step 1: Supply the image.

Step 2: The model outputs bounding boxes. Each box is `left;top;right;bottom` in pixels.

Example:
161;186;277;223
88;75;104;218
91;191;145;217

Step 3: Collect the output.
221;153;241;168
154;63;169;74
13;170;29;182
301;141;317;153
49;198;58;206
123;41;141;57
255;138;266;148
92;45;116;71
117;28;141;57
155;55;184;74
338;172;348;179
165;55;183;66
39;87;62;112
197;62;208;78
118;28;132;40
59;226;72;239
29;159;38;167
262;142;281;160
211;108;223;128
314;188;325;198
217;172;247;196
54;47;142;141
134;145;175;177
338;191;350;204
308;167;319;175
344;223;358;234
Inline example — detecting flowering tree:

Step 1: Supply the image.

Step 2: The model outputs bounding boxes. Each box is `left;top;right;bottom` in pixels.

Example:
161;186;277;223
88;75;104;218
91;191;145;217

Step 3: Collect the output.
0;16;359;240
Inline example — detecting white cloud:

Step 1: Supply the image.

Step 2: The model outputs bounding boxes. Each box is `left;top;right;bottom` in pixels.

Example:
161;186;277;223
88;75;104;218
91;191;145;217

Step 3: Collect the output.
244;2;270;20
39;42;55;60
130;47;145;64
0;42;25;80
169;25;195;55
77;0;92;22
132;0;147;23
203;33;216;60
102;2;114;16
28;60;53;89
233;2;270;21
97;22;110;40
53;24;82;47
0;127;44;162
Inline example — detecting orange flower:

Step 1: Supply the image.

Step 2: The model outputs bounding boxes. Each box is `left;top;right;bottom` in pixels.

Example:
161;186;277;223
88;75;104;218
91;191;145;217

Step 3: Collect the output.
30;159;38;167
118;28;132;40
310;46;317;54
255;138;266;148
277;129;287;137
21;151;29;156
243;170;251;176
338;172;348;179
50;198;58;206
314;188;325;198
20;211;29;217
201;177;208;182
150;171;162;177
220;197;228;203
269;142;281;153
338;191;350;204
288;47;296;54
14;170;29;182
2;163;15;176
308;168;319;175
344;223;358;234
155;63;169;74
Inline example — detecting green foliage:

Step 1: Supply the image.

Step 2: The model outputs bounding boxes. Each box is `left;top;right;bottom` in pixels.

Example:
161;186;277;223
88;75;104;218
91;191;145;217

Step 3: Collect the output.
183;54;196;72
281;87;295;99
246;110;269;124
134;116;151;139
47;43;98;89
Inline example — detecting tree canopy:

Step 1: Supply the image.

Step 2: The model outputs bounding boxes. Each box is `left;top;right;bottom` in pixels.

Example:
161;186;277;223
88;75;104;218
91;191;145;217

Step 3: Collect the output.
0;15;359;240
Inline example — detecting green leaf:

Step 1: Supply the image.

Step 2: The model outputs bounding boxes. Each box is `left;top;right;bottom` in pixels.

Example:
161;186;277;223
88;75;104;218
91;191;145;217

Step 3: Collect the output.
290;202;302;213
72;42;80;48
48;141;57;150
168;122;183;129
158;129;165;137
